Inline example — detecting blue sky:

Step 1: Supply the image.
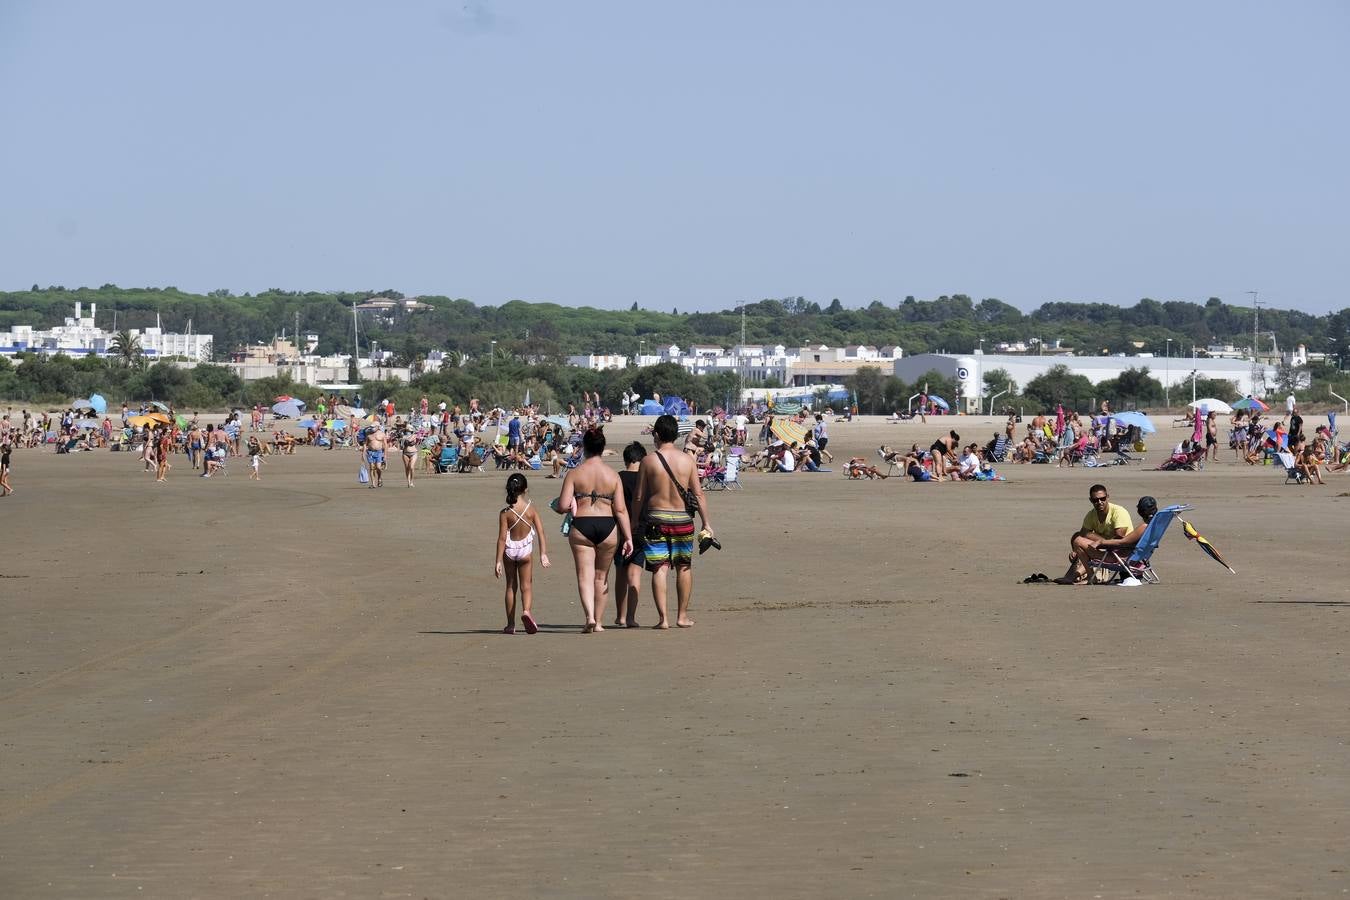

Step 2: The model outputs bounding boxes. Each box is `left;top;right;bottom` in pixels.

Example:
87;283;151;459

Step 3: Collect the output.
1;1;1346;314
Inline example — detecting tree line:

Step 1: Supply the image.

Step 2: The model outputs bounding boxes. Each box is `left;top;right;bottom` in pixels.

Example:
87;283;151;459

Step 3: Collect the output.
3;285;1348;412
4;285;1348;367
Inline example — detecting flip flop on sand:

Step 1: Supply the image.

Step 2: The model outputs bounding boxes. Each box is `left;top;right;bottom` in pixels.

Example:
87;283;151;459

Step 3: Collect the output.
521;612;538;634
1021;573;1050;584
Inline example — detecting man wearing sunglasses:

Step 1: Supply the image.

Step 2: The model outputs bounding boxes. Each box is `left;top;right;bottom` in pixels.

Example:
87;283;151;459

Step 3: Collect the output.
1055;483;1133;585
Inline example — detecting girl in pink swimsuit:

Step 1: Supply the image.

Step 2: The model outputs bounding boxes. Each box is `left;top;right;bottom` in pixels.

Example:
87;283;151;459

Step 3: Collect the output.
495;473;550;634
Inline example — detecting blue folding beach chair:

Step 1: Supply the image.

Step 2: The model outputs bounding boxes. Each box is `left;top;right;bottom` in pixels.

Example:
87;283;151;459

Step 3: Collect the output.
1088;503;1193;585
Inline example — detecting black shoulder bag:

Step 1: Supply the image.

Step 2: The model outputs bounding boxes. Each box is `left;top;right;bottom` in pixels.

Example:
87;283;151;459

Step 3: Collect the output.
655;451;700;519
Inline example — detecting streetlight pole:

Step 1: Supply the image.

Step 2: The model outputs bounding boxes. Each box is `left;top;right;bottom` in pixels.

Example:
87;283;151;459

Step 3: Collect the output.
1165;339;1172;409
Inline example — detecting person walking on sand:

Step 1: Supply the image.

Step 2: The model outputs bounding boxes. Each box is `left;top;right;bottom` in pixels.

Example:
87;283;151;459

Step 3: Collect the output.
400;432;418;487
495;473;550;634
613;441;647;627
813;413;834;462
155;425;173;482
629;414;713;629
365;425;387;488
1;441;13;496
247;435;265;480
556;427;633;633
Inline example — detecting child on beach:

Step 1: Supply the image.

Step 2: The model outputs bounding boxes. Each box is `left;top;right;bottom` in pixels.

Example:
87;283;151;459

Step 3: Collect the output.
247;436;265;480
494;473;550;634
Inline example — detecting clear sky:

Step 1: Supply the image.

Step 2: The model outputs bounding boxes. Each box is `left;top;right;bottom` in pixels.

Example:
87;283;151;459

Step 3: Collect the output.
1;1;1346;314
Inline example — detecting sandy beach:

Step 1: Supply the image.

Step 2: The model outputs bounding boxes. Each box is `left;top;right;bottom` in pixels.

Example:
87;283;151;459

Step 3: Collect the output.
2;414;1348;898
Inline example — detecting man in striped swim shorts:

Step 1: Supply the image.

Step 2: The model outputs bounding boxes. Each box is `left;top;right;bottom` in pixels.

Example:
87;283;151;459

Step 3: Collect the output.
630;415;714;629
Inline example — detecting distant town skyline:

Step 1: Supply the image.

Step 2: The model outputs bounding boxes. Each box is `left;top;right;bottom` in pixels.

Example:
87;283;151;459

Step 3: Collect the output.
2;1;1346;314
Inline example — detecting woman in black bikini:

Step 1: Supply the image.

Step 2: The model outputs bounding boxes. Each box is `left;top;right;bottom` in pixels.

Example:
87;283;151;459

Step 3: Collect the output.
556;427;633;633
929;430;959;482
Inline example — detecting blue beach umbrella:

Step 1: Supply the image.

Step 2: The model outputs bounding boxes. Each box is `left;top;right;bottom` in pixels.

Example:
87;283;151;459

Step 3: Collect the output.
928;395;950;410
88;394;107;414
1113;411;1156;434
298;418;318;429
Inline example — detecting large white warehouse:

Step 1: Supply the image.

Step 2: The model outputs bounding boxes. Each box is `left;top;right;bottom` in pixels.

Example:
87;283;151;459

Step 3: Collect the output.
892;352;1275;413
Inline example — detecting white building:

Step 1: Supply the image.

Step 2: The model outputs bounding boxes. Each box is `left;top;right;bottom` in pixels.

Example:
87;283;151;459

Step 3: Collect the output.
0;302;214;362
629;342;902;386
893;352;1278;413
566;354;629;371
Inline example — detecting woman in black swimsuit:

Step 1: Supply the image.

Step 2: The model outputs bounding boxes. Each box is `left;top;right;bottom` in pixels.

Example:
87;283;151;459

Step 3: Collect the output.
929;430;959;482
0;441;12;496
556;427;633;633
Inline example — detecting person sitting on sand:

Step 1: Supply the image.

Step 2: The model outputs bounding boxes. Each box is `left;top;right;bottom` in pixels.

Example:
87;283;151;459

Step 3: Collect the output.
956;443;982;480
1298;442;1326;485
1055;483;1132;584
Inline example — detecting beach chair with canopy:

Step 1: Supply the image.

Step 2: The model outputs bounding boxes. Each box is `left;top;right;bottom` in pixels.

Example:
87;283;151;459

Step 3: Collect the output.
1088;503;1193;585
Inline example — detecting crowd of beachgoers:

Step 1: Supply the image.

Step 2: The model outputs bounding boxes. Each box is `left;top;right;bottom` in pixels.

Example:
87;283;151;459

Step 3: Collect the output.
2;391;1347;491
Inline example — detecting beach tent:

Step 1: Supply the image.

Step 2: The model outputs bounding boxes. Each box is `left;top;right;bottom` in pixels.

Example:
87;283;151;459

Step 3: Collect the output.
89;394;107;414
663;396;691;417
640;399;664;415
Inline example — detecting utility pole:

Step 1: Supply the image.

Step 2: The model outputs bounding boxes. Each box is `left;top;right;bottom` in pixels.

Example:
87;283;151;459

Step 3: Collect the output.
1247;290;1261;396
1165;338;1172;408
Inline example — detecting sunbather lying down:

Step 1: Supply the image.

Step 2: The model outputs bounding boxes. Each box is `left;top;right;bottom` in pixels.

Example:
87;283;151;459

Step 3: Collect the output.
845;457;887;479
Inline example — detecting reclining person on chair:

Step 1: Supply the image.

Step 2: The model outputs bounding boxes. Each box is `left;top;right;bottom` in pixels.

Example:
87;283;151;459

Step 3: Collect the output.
1056;483;1133;584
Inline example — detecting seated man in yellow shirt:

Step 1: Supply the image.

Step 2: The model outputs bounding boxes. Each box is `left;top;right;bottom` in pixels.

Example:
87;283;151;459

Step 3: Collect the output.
1056;483;1133;584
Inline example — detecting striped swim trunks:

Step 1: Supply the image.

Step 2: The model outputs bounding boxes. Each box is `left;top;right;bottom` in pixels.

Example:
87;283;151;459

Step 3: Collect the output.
642;509;696;571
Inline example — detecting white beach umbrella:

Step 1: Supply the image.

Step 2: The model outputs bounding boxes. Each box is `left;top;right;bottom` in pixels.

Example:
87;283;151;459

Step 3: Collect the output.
1188;399;1233;414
